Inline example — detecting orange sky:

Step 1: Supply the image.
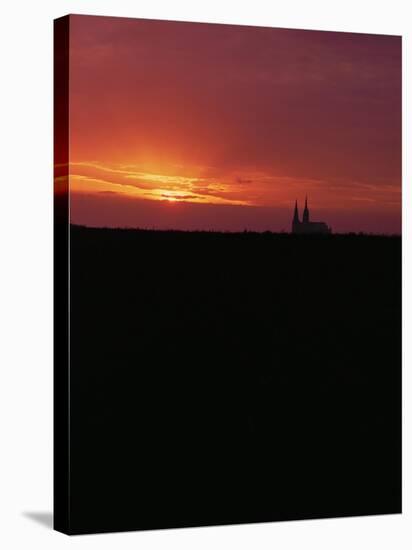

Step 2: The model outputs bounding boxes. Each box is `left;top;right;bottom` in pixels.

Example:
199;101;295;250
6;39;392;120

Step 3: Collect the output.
60;15;401;233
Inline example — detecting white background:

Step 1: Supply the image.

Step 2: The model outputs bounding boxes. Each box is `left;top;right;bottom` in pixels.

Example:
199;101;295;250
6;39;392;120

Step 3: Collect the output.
0;0;410;548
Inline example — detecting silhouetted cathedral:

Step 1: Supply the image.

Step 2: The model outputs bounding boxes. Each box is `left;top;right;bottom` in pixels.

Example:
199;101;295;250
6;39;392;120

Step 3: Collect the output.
292;198;331;234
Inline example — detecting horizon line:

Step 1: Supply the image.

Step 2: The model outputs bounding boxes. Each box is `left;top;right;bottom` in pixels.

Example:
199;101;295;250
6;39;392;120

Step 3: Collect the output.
68;223;401;238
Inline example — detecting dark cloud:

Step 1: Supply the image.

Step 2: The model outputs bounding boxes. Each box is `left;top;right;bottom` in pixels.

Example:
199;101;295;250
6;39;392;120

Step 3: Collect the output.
235;177;253;184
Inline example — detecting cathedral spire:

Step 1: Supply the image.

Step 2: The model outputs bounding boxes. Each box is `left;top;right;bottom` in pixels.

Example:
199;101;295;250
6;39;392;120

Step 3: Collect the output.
292;200;300;233
293;199;299;222
303;196;309;223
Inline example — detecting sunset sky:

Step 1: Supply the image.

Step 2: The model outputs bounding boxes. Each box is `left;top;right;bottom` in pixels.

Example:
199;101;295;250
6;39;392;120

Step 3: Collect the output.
60;15;401;233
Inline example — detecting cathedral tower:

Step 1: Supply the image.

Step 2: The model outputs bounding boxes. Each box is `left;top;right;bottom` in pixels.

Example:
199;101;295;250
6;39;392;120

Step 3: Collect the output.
292;200;300;233
291;198;331;234
302;196;309;224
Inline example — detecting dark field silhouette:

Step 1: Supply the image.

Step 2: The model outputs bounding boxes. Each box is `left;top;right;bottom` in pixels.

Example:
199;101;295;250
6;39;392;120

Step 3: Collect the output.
67;225;401;534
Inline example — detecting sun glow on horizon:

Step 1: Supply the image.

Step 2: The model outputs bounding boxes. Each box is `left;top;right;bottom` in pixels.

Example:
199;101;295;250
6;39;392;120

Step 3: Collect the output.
54;160;401;217
64;165;253;207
